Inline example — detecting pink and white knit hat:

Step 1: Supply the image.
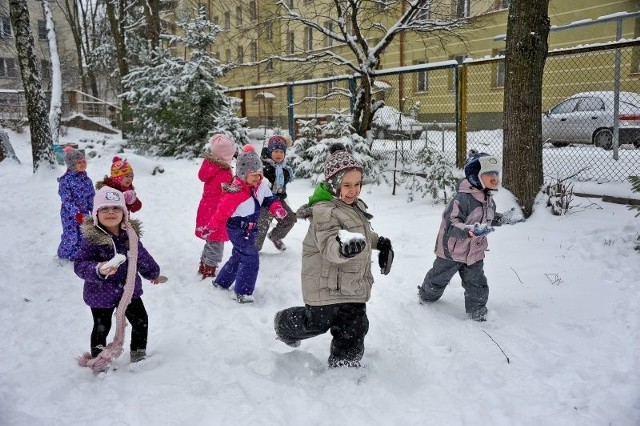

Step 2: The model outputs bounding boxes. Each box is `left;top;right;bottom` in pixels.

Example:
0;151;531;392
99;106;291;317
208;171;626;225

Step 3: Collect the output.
92;186;128;223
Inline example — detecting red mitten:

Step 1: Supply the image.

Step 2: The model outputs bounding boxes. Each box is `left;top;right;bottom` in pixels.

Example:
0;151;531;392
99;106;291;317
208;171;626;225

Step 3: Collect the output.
273;207;287;219
75;213;84;224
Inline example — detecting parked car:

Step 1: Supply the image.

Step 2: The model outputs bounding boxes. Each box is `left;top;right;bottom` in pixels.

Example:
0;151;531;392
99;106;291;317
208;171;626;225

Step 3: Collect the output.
541;91;640;149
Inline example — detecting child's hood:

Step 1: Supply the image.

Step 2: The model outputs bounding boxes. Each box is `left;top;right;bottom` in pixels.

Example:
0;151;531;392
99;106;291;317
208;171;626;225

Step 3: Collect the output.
81;217;143;246
204;154;232;170
457;178;493;202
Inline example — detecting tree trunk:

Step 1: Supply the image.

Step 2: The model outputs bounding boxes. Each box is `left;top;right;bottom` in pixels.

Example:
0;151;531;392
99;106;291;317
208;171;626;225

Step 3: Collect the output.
142;0;161;51
106;0;130;134
9;0;54;172
502;0;550;217
43;1;62;146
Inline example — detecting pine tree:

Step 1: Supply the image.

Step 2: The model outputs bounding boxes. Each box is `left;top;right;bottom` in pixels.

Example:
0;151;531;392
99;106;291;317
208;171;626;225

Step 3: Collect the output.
121;8;235;157
402;146;459;204
289;119;321;179
291;112;383;186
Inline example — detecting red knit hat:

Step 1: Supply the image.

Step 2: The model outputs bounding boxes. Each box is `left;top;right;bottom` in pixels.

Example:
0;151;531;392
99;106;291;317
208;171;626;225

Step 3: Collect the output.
111;156;133;178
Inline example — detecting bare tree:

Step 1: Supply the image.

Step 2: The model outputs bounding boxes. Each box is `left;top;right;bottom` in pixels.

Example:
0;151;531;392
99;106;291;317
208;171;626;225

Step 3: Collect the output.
231;0;469;137
502;0;550;217
43;1;62;145
57;0;101;96
9;0;54;172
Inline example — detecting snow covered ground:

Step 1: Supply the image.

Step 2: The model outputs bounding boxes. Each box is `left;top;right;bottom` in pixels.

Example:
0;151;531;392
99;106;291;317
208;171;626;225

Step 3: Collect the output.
0;128;639;426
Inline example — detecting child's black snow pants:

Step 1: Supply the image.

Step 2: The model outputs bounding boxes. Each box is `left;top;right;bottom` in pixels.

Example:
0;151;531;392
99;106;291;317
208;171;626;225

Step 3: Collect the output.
275;303;369;367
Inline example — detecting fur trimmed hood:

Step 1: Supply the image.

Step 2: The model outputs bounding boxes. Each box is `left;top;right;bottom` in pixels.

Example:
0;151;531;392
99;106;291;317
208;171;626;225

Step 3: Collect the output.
204;154;232;169
80;217;143;246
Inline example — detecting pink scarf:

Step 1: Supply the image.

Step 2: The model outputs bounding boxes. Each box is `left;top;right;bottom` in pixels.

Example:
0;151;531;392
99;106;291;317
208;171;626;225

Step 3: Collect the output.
77;222;139;373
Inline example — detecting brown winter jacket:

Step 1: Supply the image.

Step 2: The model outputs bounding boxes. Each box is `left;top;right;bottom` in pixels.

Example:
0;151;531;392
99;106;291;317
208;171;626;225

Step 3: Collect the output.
434;178;498;266
300;197;379;306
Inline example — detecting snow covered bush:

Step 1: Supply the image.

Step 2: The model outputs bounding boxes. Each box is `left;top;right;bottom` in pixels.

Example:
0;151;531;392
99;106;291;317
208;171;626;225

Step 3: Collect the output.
121;9;242;157
401;145;459;204
290;112;382;185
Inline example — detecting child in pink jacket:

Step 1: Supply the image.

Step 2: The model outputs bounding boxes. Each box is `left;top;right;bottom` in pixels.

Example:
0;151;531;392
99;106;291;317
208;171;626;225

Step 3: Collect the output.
209;145;288;303
195;134;236;279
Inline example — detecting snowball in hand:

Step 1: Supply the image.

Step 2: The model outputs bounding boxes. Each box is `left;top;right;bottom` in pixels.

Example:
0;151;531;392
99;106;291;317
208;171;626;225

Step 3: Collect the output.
100;254;126;272
338;229;365;243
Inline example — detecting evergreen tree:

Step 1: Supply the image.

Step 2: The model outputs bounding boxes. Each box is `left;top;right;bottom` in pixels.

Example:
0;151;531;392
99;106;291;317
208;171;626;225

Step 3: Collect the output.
289;119;321;179
292;112;383;186
121;8;235;157
402;146;459;204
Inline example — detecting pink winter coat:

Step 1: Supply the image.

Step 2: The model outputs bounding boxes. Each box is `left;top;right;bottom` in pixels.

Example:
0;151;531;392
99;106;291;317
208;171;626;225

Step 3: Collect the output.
195;157;233;241
434;178;497;266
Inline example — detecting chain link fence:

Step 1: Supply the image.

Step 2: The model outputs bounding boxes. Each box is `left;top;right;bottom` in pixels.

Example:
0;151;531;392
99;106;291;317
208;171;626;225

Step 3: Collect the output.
226;40;640;183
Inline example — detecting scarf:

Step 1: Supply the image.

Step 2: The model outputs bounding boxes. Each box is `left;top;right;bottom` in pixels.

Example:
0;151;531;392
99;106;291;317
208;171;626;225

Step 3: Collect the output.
267;159;293;194
77;222;139;373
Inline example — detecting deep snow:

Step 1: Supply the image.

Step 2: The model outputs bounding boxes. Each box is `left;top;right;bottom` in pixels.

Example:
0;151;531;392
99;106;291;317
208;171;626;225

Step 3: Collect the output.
0;128;639;426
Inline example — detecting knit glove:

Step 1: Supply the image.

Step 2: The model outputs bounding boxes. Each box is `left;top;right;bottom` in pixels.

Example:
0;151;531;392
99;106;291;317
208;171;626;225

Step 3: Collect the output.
75;213;84;224
377;237;394;275
498;208;524;225
470;223;495;238
123;189;137;205
336;234;366;258
272;206;288;219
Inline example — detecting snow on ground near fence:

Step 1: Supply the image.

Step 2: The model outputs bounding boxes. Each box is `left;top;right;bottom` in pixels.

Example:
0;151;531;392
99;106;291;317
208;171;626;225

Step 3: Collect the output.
0;128;639;426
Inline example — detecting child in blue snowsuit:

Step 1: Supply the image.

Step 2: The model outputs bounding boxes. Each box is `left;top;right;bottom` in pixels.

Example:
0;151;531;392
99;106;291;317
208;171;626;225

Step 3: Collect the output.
57;147;95;261
208;145;287;303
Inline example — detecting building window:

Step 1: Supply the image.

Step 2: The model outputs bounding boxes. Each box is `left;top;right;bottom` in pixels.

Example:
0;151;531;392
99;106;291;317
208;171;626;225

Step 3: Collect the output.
287;32;295;54
265;59;273;72
250;41;257;62
213;16;219;27
452;0;469;18
215;51;221;60
41;59;50;80
324;21;334;47
225;49;231;63
416;60;429;92
304;27;313;51
236;6;242;26
236;46;244;63
38;20;47;40
249;1;257;21
266;22;273;41
494;50;506;88
0;58;17;78
0;17;11;39
224;12;231;30
497;0;511;9
305;77;314;97
287;0;295;8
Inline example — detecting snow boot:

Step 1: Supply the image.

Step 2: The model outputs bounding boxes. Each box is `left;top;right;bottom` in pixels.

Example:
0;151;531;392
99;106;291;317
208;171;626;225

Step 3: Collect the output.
235;294;254;304
273;311;301;348
268;232;286;251
200;263;217;279
130;349;147;363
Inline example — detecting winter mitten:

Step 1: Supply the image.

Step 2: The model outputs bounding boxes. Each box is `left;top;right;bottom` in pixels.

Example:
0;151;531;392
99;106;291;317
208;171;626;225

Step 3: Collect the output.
471;223;495;238
336;235;366;258
499;208;524;225
273;207;288;219
75;213;84;224
123;189;137;205
201;226;216;240
377;237;394;275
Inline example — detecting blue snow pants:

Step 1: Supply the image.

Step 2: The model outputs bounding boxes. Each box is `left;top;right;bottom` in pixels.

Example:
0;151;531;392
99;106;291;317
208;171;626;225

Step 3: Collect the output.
214;226;259;296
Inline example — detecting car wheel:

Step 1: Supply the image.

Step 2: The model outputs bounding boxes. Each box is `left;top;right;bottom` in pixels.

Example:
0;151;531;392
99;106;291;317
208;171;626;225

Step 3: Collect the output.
593;128;613;150
551;142;569;148
634;138;640;149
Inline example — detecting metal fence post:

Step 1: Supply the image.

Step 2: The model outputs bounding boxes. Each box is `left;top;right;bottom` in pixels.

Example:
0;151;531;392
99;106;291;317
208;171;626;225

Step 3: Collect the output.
456;64;468;168
287;83;294;139
612;17;623;160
